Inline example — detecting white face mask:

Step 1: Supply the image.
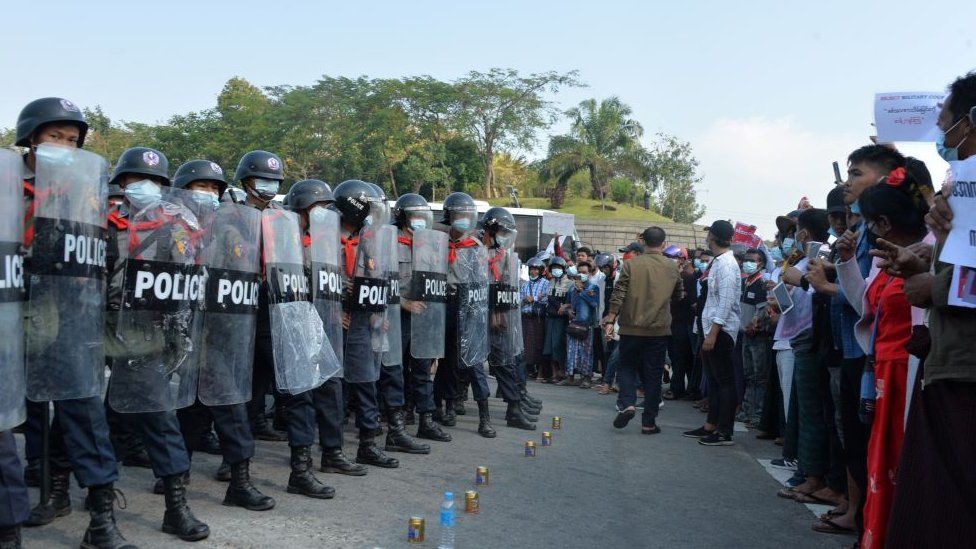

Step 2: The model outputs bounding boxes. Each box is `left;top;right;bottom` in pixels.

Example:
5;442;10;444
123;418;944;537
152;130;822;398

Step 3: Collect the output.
252;178;280;200
551;268;564;278
124;179;162;211
409;218;427;231
189;189;219;213
578;273;589;283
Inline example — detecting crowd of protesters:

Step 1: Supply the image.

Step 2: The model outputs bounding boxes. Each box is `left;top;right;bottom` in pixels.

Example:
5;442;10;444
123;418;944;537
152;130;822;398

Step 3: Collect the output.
521;70;976;549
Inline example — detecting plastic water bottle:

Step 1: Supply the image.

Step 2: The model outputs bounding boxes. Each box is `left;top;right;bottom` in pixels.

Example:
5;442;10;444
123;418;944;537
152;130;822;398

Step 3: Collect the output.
438;491;455;549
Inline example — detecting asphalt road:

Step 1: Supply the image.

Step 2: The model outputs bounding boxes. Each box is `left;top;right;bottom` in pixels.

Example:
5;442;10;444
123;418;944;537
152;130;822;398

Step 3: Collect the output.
18;381;849;548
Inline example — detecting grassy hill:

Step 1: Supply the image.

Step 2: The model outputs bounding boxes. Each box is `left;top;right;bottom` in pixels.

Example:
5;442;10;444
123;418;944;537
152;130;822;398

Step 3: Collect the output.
487;196;672;222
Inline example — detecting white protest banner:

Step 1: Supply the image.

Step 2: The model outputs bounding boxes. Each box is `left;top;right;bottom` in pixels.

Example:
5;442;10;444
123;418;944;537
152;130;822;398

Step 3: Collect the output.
874;92;945;143
541;210;575;237
938;159;976;268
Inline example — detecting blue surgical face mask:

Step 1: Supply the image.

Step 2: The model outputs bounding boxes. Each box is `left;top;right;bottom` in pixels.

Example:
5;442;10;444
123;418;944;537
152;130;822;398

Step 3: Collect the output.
936;117;969;162
452;217;472;232
252;178;280;200
770;247;784;262
529;273;539;281
567;265;578;276
34;144;76;167
828;226;840;239
409;219;427;231
190;190;219;213
124;179;162;211
741;261;759;275
693;259;706;271
849;200;861;215
495;234;512;248
362;214;374;227
578;273;589;283
781;237;795;254
550;268;564;278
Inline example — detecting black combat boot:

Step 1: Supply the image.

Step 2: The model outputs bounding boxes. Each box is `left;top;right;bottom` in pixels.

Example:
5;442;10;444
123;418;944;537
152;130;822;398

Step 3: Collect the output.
251;414;287;442
0;525;21;549
153;471;189;495
287;446;335;499
198;429;222;456
25;468;72;526
520;382;543;409
454;399;467;416
403;403;416;426
506;401;537;430
476;400;497;438
356;431;399;468
319;448;367;476
417;412;452;442
23;459;39;488
80;484;136;549
519;400;540;421
222;460;275;511
384;409;431;454
161;473;210;541
214;460;231;482
440;399;457;427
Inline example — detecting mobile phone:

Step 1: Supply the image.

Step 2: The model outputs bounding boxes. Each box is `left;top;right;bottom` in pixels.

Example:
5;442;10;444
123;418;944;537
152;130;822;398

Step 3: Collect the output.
833;161;843;185
806;241;824;260
772;282;794;315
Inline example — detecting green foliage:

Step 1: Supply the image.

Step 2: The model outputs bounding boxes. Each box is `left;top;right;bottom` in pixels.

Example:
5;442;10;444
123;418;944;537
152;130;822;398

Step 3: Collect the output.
609;177;634;204
649;134;706;223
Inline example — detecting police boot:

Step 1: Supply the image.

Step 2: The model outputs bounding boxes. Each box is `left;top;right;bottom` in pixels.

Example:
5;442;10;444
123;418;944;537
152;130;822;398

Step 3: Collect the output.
222;460;275;511
518;400;540;422
25;468;72;526
251;414;287;442
417;412;452;442
80;485;136;549
161;473;210;542
199;429;222;456
519;383;543;409
121;447;152;469
403;403;416;426
214;460;231;482
506;402;537;430
476;400;497;438
0;525;21;549
384;409;431;454
153;471;190;495
319;448;367;476
287;446;335;499
23;458;40;488
356;431;399;468
454;399;467;416
440;399;457;427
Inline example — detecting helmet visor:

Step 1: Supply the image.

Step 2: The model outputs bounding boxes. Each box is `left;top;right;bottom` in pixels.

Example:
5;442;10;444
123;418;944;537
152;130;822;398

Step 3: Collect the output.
406;210;433;231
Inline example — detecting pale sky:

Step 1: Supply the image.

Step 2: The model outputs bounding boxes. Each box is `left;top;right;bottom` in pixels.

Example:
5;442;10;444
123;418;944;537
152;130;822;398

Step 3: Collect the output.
4;0;973;237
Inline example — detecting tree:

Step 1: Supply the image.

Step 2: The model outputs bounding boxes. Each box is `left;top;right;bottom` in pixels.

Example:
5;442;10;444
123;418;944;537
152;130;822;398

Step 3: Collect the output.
454;68;583;199
538;97;652;209
650;134;706;223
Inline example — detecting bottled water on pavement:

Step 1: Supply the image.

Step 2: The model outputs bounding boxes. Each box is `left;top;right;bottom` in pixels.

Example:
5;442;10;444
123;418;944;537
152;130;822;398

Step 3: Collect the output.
438;491;455;549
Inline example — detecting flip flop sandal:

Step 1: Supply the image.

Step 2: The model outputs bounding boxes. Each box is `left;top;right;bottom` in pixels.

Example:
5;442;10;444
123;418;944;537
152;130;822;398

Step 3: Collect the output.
777;487;809;500
819;509;847;521
811;518;857;535
613;409;636;429
641;425;661;435
794;492;843;506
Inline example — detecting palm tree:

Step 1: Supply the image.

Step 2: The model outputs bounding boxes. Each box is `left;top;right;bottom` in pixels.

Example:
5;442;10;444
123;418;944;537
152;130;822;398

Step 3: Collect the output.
539;97;653;209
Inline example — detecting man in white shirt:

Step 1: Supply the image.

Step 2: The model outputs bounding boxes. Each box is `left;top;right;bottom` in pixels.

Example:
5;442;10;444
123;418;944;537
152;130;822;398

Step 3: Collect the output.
684;220;741;445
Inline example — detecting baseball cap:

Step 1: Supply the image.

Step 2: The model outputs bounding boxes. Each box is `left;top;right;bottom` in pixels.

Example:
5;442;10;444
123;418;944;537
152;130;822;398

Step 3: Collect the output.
704;220;735;242
826;187;846;215
618;242;642;253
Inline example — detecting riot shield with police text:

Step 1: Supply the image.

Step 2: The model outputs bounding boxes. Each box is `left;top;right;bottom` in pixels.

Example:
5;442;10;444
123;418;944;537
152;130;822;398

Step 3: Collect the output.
308;206;344;378
381;225;402;366
26;144;108;402
344;224;393;382
510;254;524;356
109;189;203;413
0;150;25;429
263;209;338;394
409;229;448;359
197;203;261;405
488;249;520;366
454;244;489;368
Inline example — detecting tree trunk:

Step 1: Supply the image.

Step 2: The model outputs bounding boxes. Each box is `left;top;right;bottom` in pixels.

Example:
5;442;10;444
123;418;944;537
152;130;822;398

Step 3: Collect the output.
483;141;496;199
388;165;399;199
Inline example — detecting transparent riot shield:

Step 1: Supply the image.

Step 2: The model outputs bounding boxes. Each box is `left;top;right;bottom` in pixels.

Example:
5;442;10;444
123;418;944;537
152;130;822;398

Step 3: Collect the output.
0;150;26;429
381;225;402;366
595;276;606;327
26;144;108;402
510;254;524;356
488;249;519;366
409;229;448;359
108;189;203;413
344;224;393;383
197;203;261;405
263;208;338;394
454;244;489;368
308;206;344;378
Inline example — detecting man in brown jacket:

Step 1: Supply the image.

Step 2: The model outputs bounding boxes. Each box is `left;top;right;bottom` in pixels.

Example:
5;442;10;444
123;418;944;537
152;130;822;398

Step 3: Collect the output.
603;227;682;434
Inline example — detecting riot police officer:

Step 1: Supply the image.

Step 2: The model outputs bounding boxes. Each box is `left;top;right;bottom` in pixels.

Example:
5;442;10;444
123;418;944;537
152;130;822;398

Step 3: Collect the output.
16;97;135;549
333;180;400;468
238;150;336;500
104;147;210;541
284;179;367;476
392;194;451;443
434;192;495;438
480;207;536;430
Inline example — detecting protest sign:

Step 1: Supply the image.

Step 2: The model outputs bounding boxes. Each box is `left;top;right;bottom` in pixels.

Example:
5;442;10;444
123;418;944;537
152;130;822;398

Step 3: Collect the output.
938;159;976;268
874;92;945;142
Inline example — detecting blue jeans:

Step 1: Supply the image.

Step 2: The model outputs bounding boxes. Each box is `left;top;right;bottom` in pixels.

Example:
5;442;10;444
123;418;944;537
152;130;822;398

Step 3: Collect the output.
603;341;619;387
742;334;771;424
616;335;669;427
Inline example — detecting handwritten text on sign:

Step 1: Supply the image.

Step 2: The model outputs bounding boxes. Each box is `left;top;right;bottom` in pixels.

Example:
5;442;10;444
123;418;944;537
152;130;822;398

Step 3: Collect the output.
939;159;976;268
873;92;945;143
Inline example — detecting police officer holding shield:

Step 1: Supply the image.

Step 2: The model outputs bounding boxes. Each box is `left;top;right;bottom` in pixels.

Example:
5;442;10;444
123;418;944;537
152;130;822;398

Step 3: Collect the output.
239;151;336;500
434;192;496;438
104;147;210;542
285;179;367;476
480;208;537;430
393;194;452;443
16;97;135;549
333;180;400;468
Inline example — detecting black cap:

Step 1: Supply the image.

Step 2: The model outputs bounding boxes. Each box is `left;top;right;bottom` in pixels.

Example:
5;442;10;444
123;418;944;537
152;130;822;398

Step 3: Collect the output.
826;186;846;214
705;220;735;242
618;242;642;253
775;211;801;235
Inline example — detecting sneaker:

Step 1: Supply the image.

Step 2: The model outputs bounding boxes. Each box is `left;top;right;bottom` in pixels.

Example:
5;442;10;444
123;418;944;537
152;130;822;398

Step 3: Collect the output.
682;427;711;438
786;472;806;488
770;458;798;471
698;432;734;446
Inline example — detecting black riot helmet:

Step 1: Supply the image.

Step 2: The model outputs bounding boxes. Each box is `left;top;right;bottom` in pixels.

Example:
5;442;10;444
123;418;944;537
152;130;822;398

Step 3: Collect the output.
221;186;248;204
333;179;379;227
173;159;227;195
440;192;476;223
594;252;614;269
393;193;432;230
15;97;89;148
365;182;391;224
367;182;387;201
284;179;334;212
109;147;170;186
234;150;284;182
481;207;516;234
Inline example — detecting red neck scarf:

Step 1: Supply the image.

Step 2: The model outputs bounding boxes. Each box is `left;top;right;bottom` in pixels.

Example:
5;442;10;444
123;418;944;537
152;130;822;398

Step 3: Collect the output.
448;238;477;264
488;247;506;281
302;234;311;248
340;235;359;277
397;235;413;247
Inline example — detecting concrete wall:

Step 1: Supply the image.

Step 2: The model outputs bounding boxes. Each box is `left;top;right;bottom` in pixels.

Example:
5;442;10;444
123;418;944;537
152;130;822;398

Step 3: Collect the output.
575;219;708;254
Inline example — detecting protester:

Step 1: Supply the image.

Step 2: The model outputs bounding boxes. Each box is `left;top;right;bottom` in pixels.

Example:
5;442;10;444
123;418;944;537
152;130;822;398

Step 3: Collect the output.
664;248;697;401
565;262;600;388
541;256;572;384
520;258;550;379
739;248;770;425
